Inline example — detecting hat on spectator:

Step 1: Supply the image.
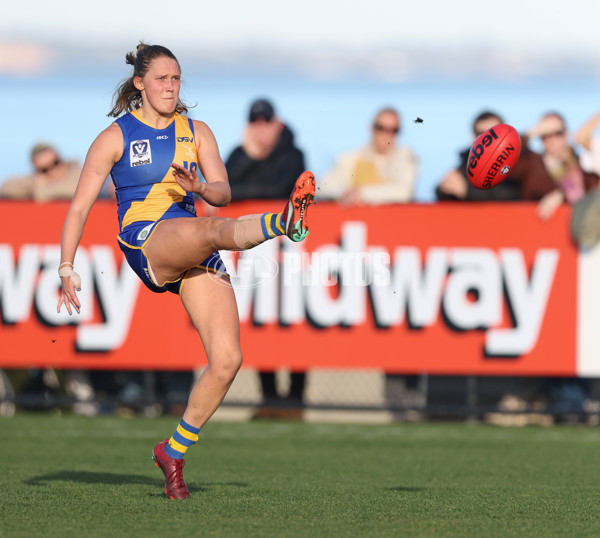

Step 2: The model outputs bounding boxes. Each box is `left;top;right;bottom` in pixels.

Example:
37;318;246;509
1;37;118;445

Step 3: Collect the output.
249;99;275;122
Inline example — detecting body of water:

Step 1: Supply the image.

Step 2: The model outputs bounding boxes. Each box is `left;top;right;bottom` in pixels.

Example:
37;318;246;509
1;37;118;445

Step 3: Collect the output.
2;69;599;202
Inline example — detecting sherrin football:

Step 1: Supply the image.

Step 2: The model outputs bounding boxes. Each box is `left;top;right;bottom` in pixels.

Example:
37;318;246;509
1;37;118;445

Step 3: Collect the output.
466;123;521;189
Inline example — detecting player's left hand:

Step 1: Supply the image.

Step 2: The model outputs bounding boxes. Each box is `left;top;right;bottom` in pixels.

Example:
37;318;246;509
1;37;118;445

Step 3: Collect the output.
57;271;82;315
171;162;206;197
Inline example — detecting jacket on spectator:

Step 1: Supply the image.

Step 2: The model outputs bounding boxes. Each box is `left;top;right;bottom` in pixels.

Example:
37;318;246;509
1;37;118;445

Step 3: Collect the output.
225;125;305;200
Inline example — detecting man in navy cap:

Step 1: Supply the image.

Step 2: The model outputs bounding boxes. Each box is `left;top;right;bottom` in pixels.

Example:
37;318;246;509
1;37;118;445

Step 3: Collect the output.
225;98;306;199
248;99;275;123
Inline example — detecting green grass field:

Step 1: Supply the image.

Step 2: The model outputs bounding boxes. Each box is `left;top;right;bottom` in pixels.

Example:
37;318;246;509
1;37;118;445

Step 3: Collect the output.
1;413;599;538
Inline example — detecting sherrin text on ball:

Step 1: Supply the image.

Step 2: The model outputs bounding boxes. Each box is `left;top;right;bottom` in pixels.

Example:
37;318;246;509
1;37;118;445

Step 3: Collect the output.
466;124;521;189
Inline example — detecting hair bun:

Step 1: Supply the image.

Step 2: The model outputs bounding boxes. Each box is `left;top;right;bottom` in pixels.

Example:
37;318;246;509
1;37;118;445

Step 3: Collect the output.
125;42;149;66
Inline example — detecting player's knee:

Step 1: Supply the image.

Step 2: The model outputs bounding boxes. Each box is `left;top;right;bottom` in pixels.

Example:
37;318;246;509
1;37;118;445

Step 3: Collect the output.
197;216;227;250
212;351;243;385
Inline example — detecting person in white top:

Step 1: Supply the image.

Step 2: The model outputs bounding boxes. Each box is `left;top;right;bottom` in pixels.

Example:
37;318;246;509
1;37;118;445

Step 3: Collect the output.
318;107;419;205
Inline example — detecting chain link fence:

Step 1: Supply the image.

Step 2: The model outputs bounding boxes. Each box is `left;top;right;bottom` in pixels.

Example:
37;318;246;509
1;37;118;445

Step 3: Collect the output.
3;367;599;425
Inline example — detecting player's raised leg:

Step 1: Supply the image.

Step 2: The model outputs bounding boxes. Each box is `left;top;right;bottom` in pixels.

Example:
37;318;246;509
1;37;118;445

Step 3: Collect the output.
145;171;316;286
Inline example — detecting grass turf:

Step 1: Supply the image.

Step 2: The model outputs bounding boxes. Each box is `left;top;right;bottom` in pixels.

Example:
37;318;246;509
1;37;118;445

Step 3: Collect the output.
1;413;599;538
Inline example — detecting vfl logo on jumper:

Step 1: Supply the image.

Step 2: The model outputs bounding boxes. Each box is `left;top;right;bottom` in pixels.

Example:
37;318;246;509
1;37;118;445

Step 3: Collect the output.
130;140;152;167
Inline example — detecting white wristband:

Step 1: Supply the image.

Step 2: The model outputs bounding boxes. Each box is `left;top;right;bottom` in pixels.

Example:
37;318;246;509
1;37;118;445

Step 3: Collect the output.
58;266;82;288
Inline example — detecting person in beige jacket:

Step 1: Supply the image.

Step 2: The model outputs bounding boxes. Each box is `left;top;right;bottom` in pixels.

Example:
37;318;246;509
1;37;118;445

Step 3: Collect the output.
0;142;81;202
318;107;419;205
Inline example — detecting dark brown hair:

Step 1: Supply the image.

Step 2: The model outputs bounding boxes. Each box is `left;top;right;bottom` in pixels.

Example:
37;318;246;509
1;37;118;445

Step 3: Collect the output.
472;110;504;135
108;42;188;118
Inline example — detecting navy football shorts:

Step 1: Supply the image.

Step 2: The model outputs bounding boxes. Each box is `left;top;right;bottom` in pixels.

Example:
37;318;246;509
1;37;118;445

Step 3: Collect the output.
117;217;229;295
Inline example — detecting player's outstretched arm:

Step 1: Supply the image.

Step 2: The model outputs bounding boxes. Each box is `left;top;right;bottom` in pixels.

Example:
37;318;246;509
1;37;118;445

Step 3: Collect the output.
57;124;123;314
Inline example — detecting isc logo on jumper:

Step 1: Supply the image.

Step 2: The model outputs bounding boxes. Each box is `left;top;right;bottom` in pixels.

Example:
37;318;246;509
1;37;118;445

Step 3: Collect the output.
130;140;152;167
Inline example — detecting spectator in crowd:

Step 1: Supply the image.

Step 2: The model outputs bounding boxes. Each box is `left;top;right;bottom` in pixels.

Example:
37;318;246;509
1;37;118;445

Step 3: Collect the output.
0;142;81;202
226;99;305;199
225;98;307;415
319;106;423;418
436;110;556;203
318;107;418;205
529;111;599;222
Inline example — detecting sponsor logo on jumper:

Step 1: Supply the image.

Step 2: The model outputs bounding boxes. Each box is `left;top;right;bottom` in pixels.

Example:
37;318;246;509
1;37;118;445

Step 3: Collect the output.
177;137;193;143
130;139;152;167
156;135;168;140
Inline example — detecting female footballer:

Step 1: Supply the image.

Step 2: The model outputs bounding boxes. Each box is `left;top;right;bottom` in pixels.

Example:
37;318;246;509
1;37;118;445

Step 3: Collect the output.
57;42;315;499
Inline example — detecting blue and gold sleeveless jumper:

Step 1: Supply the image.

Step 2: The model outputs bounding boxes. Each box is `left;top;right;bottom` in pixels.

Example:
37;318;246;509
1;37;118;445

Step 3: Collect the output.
112;110;227;294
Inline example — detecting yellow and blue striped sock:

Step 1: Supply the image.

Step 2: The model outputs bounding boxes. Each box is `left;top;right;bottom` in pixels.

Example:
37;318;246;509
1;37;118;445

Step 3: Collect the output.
165;419;201;460
260;212;285;238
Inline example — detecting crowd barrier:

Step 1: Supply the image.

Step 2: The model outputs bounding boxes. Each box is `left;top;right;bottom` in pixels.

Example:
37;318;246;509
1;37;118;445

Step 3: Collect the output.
1;199;599;378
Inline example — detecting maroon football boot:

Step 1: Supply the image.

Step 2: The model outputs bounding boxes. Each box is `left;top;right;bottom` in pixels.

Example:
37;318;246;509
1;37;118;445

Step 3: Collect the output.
152;439;190;499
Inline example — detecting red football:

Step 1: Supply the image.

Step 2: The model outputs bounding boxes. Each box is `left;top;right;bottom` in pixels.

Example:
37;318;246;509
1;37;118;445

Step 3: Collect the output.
466;123;521;189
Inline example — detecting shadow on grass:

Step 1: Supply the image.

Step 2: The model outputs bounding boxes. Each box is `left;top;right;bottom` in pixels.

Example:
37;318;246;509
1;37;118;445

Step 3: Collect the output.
25;471;248;494
387;486;426;493
25;471;155;487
